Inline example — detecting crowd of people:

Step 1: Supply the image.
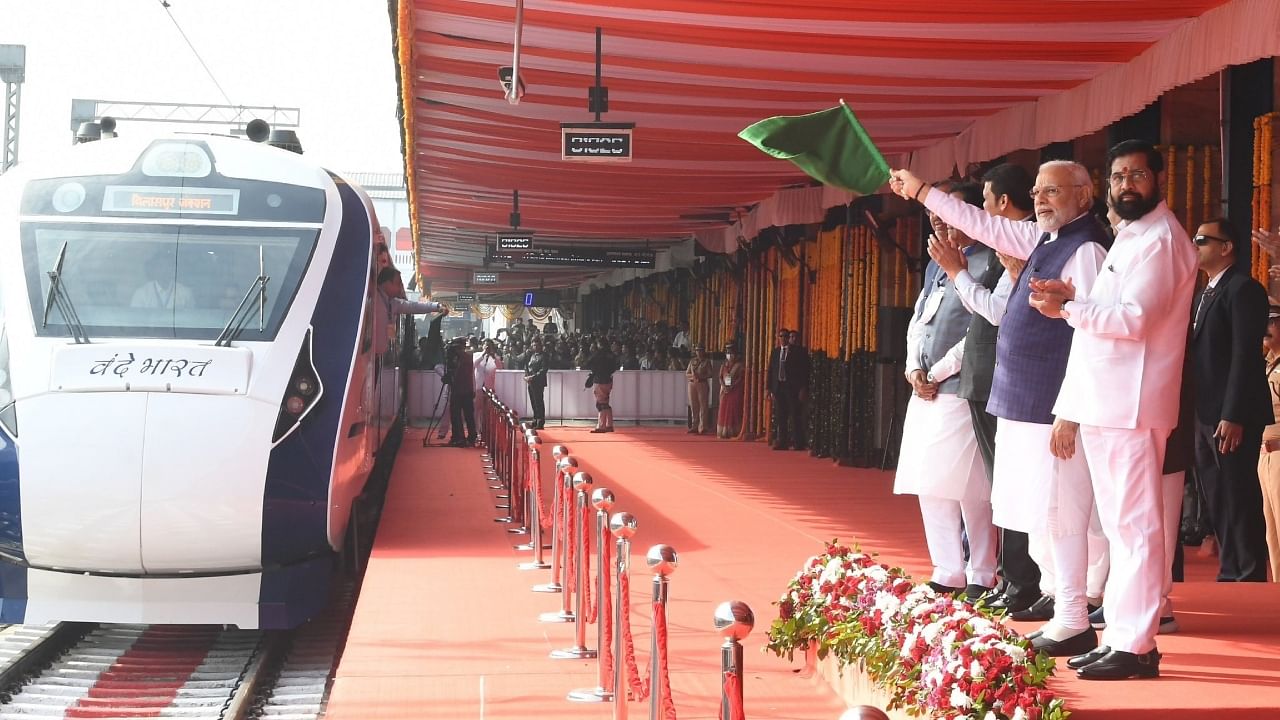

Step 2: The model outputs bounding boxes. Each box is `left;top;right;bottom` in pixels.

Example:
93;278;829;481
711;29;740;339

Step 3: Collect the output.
416;318;753;442
887;138;1279;682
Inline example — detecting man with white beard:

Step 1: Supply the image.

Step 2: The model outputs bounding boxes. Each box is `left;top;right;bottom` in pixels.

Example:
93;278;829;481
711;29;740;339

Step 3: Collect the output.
891;161;1109;660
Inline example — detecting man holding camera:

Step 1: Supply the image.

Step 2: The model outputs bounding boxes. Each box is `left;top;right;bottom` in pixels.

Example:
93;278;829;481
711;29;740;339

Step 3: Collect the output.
445;338;477;447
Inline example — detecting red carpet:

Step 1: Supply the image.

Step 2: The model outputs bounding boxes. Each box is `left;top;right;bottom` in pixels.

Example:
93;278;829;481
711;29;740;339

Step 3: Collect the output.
326;427;1280;719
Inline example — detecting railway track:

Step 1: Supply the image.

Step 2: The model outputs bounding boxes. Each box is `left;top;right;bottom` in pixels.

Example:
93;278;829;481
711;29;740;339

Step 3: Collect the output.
0;586;354;719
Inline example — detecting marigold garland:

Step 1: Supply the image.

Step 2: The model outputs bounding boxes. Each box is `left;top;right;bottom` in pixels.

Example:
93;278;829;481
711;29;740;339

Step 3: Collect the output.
1254;113;1278;287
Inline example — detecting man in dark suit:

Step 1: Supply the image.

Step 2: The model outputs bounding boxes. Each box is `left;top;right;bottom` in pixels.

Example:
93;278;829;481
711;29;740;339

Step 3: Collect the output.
1190;218;1274;581
766;328;809;450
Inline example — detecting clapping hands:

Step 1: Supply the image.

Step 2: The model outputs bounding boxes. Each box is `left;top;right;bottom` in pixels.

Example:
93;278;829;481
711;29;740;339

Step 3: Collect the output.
1028;277;1077;319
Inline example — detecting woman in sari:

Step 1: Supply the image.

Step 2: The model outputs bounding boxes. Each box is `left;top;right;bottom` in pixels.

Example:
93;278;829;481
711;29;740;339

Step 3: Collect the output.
717;343;745;438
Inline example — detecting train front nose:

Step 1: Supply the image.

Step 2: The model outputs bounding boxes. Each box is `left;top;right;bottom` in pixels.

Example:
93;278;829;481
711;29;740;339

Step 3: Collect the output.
18;390;274;575
20;393;149;573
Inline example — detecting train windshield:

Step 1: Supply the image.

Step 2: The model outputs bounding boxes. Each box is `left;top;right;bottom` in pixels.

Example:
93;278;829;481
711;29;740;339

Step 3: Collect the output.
20;223;318;341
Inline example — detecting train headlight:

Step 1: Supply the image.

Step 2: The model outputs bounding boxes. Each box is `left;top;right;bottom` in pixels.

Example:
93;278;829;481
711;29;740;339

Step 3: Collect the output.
51;182;87;213
295;377;316;397
273;329;324;444
141;142;213;178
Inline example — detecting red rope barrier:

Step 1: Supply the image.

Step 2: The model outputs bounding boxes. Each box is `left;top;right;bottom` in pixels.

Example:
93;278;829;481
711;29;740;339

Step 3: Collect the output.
552;472;564;573
653;600;677;720
565;490;577;598
618;570;647;701
600;534;614;684
582;504;595;624
531;454;552;531
722;671;745;720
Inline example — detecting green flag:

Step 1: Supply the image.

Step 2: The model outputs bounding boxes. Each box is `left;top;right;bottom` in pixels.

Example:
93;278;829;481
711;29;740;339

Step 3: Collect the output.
738;99;890;196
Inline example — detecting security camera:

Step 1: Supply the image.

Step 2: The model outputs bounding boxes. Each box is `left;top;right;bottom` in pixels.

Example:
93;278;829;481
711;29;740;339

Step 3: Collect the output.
497;66;526;105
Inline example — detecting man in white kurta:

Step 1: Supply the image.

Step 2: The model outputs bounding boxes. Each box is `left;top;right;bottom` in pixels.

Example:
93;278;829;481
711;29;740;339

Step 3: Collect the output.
1026;141;1197;680
894;184;997;597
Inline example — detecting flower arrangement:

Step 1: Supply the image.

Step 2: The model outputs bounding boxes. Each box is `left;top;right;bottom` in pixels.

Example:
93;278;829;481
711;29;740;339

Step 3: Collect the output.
766;541;1068;720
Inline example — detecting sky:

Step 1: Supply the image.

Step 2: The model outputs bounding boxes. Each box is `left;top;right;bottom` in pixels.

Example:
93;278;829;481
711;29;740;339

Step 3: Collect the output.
0;0;404;175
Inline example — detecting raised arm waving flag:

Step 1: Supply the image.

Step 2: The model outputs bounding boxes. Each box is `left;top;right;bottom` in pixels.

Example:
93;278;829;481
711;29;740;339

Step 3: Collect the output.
738;100;890;196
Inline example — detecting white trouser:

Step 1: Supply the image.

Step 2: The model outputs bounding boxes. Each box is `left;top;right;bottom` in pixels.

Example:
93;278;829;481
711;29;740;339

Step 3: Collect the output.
918;482;999;589
1081;425;1167;654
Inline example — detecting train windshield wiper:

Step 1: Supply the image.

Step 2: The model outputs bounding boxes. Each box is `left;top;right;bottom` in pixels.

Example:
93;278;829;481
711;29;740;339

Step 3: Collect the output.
214;245;270;348
42;242;90;344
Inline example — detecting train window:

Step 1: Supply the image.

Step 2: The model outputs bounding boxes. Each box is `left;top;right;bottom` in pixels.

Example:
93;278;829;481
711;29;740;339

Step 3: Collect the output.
20;223;318;341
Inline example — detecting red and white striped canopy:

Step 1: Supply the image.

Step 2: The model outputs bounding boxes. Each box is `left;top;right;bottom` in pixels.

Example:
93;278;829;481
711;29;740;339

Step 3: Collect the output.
396;0;1277;292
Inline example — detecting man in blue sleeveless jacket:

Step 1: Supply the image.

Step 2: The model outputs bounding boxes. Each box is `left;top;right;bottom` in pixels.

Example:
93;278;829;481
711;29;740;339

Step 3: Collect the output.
893;161;1109;661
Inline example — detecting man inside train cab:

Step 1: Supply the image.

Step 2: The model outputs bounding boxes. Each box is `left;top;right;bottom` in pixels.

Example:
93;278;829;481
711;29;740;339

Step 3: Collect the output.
131;251;194;310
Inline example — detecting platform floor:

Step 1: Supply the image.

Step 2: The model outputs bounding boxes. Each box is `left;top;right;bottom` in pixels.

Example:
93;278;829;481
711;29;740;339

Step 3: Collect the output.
325;427;1280;720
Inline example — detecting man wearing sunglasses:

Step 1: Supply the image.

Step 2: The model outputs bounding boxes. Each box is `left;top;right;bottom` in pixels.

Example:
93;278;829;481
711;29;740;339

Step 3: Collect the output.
1188;218;1273;583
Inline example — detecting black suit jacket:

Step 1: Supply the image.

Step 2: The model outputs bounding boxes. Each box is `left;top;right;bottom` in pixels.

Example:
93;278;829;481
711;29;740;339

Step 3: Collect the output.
1189;265;1274;428
767;344;810;395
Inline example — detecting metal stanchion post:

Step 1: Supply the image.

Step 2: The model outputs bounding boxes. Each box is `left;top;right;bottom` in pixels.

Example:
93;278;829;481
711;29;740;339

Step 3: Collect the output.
502;412;522;502
480;392;493;464
646;544;678;720
552;471;598;659
484;399;501;484
487;403;505;488
518;440;551;569
538;455;578;620
533;451;574;594
514;433;541;550
496;410;517;505
507;426;534;534
715;600;754;720
569;487;616;702
609;512;637;720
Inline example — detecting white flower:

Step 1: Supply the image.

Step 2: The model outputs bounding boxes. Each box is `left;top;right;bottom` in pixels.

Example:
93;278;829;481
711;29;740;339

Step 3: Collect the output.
873;591;902;616
984;713;999;720
950;687;973;709
1002;643;1027;664
971;660;983;677
1012;708;1027;720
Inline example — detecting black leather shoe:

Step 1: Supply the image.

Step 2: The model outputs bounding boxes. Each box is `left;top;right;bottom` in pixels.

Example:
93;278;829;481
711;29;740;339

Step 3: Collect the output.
1031;627;1099;657
1076;648;1160;680
1089;605;1106;629
1009;595;1055;621
963;584;993;602
1067;645;1112;670
986;591;1039;614
927;581;962;595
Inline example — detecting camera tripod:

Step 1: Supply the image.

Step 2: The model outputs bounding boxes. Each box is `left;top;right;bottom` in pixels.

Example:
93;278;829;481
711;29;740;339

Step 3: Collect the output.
421;368;451;447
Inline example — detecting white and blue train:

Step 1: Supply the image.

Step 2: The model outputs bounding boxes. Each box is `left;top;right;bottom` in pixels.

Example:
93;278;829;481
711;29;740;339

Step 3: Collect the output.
0;132;406;628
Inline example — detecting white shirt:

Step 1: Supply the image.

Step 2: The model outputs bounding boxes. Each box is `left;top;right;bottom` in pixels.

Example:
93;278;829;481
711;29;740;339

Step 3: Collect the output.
1056;202;1198;429
473;351;503;390
954;271;1015;326
130;280;194;310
